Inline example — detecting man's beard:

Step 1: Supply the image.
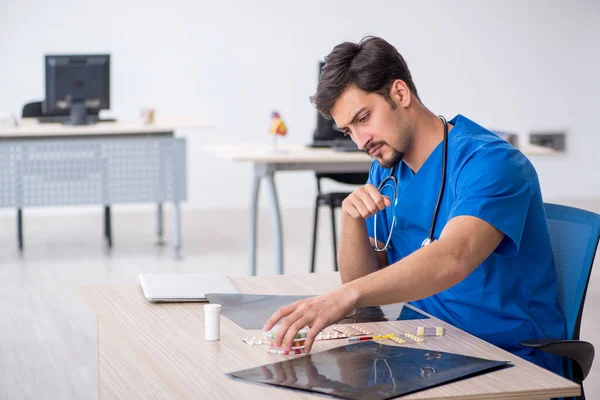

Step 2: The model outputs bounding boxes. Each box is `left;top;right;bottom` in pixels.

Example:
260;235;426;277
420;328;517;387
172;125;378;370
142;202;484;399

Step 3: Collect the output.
366;141;404;169
379;149;403;169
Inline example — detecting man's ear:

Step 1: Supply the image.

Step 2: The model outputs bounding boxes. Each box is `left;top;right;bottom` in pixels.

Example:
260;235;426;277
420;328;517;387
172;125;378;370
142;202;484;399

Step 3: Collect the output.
389;79;412;108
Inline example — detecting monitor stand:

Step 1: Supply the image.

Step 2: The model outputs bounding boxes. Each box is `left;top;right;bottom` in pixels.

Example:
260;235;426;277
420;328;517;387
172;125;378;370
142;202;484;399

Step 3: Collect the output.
63;103;92;126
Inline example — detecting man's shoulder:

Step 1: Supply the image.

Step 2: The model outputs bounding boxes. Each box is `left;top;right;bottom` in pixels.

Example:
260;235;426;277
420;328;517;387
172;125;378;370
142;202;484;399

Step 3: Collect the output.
449;115;539;192
450;114;513;150
451;115;531;169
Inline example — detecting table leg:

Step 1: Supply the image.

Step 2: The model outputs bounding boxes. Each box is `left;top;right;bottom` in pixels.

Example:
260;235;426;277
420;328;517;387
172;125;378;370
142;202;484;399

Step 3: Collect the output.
172;202;182;259
104;206;112;249
249;170;261;276
17;208;23;251
156;203;166;246
265;172;283;275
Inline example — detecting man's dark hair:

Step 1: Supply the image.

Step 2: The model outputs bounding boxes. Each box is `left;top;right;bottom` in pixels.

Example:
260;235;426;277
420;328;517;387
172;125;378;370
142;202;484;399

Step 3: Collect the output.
311;36;420;119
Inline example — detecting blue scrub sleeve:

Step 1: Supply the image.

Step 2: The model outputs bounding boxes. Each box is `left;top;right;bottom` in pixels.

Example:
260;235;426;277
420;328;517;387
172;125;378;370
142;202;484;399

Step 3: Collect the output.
448;147;534;256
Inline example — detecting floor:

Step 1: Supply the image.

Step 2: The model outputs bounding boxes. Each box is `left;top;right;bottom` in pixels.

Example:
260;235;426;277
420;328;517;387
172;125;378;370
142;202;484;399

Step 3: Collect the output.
0;205;598;399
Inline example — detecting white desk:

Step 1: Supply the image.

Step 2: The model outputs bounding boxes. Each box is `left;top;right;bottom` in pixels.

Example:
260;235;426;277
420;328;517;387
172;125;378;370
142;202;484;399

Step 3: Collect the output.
206;143;556;275
206;143;372;275
0;118;212;257
0;117;210;137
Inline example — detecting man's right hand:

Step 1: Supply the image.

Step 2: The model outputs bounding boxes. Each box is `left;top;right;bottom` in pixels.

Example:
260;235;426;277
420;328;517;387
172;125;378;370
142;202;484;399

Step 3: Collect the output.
341;184;391;219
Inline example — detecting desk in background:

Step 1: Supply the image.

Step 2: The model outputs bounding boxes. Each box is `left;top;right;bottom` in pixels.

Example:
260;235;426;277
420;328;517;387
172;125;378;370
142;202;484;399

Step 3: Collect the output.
80;272;579;399
0;118;212;258
205;144;372;276
205;143;556;275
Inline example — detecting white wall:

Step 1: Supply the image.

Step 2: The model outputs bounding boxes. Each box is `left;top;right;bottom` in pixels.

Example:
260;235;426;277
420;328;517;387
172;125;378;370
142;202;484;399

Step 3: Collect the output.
1;0;599;211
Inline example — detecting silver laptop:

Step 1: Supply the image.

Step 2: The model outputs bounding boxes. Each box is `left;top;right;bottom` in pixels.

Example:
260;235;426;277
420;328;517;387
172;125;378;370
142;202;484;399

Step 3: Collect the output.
139;273;239;302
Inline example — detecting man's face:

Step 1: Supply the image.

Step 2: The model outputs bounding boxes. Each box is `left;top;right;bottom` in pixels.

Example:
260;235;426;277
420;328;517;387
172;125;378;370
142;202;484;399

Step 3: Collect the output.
331;85;410;169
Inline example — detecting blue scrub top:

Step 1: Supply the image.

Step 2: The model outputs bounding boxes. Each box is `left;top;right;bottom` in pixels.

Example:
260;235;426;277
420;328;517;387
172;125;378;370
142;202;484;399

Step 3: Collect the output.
366;114;566;375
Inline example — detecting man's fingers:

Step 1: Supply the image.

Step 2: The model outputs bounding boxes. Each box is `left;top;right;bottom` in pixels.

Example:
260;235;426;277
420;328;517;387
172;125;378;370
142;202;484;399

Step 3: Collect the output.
357;192;380;215
345;205;361;219
272;314;298;347
283;316;311;350
364;185;388;210
271;300;308;347
383;196;391;207
352;200;372;219
263;303;295;332
304;320;327;353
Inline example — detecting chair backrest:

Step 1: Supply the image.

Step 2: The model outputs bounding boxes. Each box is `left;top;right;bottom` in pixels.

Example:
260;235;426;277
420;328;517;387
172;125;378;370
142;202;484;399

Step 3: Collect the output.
316;172;369;187
544;202;600;341
22;101;44;118
22;100;71;118
315;172;369;196
21;100;99;119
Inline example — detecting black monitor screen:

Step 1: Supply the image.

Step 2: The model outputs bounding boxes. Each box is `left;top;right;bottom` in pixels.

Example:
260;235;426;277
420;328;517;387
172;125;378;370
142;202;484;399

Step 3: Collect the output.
315;61;348;141
44;54;110;114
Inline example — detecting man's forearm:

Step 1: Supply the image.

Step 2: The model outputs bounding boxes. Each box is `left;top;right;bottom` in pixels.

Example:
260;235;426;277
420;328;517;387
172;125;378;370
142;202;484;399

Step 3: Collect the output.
338;213;379;283
344;237;467;307
342;215;504;309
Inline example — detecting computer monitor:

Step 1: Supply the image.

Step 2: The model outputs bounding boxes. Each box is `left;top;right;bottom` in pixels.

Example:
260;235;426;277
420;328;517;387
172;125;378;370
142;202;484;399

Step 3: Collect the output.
44;54;110;125
314;61;348;141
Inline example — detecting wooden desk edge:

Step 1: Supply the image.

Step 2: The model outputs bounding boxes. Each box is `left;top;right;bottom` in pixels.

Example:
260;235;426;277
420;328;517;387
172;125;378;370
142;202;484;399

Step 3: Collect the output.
77;277;581;399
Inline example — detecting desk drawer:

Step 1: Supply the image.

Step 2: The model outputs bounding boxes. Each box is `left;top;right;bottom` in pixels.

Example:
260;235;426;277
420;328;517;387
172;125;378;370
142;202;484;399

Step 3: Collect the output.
0;137;186;207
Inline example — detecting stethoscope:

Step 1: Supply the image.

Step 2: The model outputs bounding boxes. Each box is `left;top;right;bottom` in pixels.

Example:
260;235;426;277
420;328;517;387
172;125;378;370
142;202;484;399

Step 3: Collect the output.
373;116;448;252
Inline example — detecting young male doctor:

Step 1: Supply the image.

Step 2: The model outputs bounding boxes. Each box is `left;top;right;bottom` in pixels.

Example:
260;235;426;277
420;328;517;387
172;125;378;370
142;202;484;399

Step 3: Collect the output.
264;36;566;375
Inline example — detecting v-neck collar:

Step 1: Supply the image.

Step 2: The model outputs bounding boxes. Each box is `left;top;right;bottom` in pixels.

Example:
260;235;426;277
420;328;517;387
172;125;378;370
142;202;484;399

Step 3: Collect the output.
393;115;461;197
401;138;444;179
399;132;444;186
399;114;462;179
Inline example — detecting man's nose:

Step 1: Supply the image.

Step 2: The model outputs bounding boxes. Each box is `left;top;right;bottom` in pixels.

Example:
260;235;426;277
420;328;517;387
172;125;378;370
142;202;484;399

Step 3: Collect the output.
355;133;370;151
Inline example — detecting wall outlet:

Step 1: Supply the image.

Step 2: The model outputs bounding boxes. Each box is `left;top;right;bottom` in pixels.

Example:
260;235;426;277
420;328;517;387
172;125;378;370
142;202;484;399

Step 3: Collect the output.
529;132;566;151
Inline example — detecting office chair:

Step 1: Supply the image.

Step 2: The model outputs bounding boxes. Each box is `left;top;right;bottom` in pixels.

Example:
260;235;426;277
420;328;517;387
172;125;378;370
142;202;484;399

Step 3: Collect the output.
18;101;113;250
310;172;369;272
21;101;47;118
520;203;599;400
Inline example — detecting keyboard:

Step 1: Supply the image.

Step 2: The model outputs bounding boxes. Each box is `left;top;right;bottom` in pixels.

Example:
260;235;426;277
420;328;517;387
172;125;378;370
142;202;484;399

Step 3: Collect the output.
307;139;361;152
331;143;363;152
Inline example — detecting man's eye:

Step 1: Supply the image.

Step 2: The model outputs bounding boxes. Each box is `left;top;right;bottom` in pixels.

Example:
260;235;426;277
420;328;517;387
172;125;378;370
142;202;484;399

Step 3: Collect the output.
359;114;369;123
